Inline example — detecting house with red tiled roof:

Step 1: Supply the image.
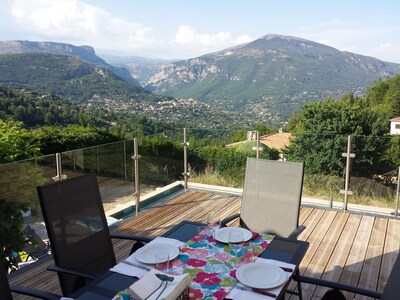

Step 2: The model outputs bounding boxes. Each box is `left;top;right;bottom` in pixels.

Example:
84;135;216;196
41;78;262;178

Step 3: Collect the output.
259;131;291;150
390;117;400;135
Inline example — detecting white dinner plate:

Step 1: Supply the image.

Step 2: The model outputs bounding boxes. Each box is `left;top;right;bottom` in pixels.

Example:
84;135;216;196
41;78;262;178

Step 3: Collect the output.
236;262;287;289
134;243;179;264
214;227;253;243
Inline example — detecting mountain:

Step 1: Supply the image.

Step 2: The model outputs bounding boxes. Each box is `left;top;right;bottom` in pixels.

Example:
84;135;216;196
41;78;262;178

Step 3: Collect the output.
0;52;162;103
0;40;138;84
145;34;400;122
99;53;177;85
0;52;250;129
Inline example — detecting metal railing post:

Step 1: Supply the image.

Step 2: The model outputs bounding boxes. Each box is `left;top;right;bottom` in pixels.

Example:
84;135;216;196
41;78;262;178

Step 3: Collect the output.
252;131;262;158
133;138;140;214
340;135;355;211
96;145;100;174
256;131;260;159
183;128;189;191
73;151;77;171
123;140;128;180
52;153;67;181
395;166;400;218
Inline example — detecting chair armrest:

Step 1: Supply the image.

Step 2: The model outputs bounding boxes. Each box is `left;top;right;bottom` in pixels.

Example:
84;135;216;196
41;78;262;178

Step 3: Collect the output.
47;264;98;280
288;225;306;240
220;213;240;227
10;285;61;300
111;233;153;243
295;275;382;299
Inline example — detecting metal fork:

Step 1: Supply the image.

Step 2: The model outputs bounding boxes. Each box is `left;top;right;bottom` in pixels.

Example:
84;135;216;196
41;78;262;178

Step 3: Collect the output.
236;283;277;298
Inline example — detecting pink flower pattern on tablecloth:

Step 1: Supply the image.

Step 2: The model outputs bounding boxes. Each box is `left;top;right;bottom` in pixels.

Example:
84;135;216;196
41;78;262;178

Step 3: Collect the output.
193;272;221;286
165;228;275;300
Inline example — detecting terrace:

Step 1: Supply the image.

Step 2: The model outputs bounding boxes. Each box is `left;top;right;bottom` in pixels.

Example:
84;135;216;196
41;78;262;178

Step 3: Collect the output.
3;130;400;299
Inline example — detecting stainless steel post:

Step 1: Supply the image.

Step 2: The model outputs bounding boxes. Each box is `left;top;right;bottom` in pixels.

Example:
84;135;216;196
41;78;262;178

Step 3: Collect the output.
395;166;400;218
256;131;260;159
183;128;189;191
133;138;140;214
52;153;66;181
341;135;355;211
252;131;262;158
123;140;128;180
96;145;100;174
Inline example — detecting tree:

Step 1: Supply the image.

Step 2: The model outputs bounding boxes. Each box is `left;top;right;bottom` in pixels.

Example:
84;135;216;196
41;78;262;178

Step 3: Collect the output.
0;120;44;271
0;120;40;163
285;97;389;177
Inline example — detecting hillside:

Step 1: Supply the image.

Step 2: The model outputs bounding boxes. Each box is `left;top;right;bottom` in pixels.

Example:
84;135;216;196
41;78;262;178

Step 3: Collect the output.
0;53;160;103
99;53;176;84
0;40;137;84
145;34;400;122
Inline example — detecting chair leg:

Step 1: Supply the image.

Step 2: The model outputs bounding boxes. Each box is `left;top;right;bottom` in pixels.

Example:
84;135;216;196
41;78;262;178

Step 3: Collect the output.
295;269;303;300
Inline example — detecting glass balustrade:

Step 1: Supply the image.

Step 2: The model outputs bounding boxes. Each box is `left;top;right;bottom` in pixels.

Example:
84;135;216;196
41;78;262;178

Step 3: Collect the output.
1;129;399;271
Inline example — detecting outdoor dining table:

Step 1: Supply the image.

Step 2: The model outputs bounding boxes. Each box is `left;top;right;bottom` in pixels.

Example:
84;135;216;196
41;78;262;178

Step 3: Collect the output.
70;220;309;300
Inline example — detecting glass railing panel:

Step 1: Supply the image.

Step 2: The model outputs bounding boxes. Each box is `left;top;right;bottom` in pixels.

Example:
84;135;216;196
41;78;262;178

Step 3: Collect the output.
284;133;348;208
347;135;398;213
61;141;136;217
138;134;185;197
61;141;130;179
187;146;247;190
0;154;56;270
0;154;58;210
187;128;263;190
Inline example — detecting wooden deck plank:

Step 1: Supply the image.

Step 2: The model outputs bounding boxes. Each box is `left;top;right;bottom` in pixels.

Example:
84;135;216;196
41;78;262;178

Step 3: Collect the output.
300;210;342;299
355;217;388;300
377;218;400;293
340;215;375;300
312;212;352;298
8;189;400;300
299;206;314;225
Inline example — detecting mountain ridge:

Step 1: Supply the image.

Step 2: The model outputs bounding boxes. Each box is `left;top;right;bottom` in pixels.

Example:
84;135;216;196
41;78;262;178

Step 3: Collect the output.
143;34;400;122
0;52;162;103
0;40;138;84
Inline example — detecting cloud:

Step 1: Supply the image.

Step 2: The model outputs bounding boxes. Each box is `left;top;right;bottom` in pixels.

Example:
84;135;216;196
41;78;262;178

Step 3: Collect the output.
9;0;157;50
235;34;252;45
6;1;250;58
172;25;252;57
174;25;231;46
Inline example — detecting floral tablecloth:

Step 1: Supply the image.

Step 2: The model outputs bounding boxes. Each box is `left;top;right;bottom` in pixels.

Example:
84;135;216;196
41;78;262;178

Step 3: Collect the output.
166;228;275;300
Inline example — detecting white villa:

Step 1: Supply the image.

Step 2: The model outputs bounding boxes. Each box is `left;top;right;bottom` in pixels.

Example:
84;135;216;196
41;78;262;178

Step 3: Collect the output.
390;117;400;135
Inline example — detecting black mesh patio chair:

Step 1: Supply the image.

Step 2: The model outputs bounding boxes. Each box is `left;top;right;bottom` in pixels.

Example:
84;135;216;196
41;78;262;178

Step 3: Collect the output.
221;157;306;239
37;174;152;296
0;262;60;300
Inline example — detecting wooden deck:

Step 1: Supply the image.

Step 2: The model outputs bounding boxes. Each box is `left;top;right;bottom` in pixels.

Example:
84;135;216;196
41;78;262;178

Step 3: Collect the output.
9;189;400;300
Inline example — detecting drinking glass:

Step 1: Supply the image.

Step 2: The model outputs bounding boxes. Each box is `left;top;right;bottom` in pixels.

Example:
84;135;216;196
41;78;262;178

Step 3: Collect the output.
206;210;220;244
228;230;244;267
155;252;170;271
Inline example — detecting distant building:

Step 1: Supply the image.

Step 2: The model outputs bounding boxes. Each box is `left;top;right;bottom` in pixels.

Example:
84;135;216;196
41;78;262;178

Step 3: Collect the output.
390;117;400;135
226;131;292;161
259;132;291;151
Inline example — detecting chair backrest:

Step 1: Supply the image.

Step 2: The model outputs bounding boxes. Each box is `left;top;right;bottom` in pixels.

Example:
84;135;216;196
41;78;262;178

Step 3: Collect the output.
0;263;12;300
37;174;116;296
240;157;304;238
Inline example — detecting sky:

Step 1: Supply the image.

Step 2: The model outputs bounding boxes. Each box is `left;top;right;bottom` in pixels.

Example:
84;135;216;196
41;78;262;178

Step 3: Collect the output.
0;0;399;63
